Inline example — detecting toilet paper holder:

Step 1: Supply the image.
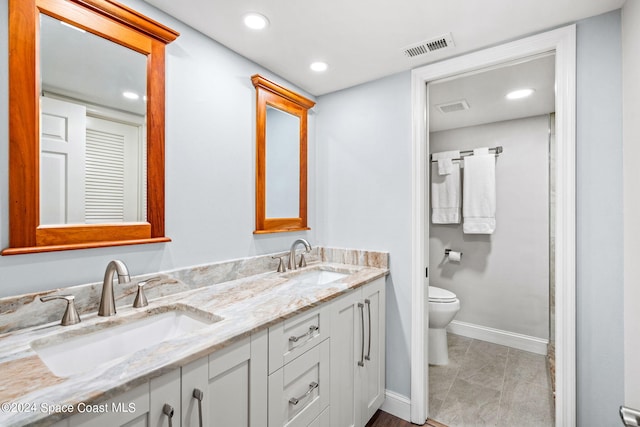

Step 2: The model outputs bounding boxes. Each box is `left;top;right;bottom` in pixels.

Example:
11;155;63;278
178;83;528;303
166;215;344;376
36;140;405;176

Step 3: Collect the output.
444;249;463;258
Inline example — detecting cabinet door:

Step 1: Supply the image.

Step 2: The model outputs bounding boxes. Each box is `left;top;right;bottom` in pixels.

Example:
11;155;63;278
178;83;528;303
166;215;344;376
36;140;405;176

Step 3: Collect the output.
361;278;386;423
329;288;362;427
68;382;150;427
149;368;181;427
203;333;267;427
182;355;209;427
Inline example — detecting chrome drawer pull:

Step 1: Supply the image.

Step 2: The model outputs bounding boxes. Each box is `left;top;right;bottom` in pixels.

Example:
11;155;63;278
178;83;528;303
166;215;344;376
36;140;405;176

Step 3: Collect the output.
365;299;372;361
192;388;204;427
289;325;319;343
358;302;365;367
289;382;319;405
162;403;174;427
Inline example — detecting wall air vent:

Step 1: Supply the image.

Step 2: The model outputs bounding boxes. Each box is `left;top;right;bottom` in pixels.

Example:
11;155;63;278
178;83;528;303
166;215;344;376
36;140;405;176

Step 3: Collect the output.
436;99;470;114
402;33;455;58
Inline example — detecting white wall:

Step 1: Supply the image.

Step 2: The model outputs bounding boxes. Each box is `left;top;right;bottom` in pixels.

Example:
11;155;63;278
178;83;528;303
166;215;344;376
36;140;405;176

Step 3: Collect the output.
429;115;549;340
622;0;640;409
576;10;624;426
0;0;316;297
316;72;413;396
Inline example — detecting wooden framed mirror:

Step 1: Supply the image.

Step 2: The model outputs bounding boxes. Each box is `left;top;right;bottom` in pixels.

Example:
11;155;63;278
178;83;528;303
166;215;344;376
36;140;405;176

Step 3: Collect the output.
3;0;179;255
252;75;315;234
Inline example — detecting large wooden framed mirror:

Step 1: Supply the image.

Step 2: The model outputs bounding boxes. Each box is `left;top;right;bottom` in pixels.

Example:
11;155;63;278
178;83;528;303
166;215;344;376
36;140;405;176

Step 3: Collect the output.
3;0;179;255
252;75;315;234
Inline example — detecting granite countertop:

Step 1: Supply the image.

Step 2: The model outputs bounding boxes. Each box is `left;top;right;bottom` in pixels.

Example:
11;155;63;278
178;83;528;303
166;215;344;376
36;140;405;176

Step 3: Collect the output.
0;261;387;426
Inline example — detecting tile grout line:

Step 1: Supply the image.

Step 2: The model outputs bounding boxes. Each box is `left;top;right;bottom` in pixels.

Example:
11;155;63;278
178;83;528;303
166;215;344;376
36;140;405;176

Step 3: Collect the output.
495;346;511;425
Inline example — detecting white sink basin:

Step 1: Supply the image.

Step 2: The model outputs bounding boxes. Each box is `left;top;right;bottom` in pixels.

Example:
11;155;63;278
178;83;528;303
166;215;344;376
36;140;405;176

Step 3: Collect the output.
294;269;348;285
31;307;220;377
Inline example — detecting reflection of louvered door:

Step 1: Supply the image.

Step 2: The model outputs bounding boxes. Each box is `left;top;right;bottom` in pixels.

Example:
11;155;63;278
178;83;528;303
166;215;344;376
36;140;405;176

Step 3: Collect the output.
40;97;87;225
85;116;142;223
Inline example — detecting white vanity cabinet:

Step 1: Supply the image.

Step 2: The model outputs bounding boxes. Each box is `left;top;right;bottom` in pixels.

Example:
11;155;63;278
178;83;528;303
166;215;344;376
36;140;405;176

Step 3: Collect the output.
47;275;386;427
329;278;386;427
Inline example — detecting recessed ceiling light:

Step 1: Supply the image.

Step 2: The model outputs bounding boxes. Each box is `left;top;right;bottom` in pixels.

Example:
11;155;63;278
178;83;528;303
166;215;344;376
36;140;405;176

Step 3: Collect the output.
243;13;269;30
123;91;140;100
310;62;328;72
506;88;535;100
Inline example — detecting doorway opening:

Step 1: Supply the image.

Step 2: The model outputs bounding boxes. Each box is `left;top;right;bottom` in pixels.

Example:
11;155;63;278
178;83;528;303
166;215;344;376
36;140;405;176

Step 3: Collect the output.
409;25;576;427
426;53;555;425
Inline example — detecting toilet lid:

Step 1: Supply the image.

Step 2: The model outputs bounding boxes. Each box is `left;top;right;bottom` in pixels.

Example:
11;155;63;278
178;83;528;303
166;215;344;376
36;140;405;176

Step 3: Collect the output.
429;286;457;302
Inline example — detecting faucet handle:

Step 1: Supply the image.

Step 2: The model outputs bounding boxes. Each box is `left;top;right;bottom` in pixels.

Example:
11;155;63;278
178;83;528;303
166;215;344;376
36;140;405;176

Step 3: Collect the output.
40;294;81;326
133;277;161;308
298;253;307;268
272;256;287;273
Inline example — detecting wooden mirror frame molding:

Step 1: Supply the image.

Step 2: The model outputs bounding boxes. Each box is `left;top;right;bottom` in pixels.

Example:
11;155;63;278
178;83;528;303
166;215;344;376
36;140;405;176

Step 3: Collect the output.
3;0;179;255
251;75;315;234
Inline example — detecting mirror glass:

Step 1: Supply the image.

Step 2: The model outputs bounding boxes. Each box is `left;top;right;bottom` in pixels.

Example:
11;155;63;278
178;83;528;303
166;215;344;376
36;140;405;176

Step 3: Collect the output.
266;106;300;218
39;14;147;225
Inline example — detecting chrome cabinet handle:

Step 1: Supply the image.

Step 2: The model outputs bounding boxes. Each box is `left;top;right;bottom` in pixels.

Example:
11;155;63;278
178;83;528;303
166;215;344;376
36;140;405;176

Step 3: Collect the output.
289;325;319;343
358;302;365;367
289;382;319;405
192;388;204;427
162;403;174;427
365;299;372;361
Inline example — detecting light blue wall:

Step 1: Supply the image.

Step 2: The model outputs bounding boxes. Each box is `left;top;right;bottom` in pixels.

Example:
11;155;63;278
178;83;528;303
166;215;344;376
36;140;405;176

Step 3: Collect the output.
316;72;413;396
0;0;316;297
576;10;624;426
317;10;625;423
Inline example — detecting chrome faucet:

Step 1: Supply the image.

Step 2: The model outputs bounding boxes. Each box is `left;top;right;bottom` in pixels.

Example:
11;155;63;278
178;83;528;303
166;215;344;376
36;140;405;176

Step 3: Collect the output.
288;239;312;270
98;260;131;316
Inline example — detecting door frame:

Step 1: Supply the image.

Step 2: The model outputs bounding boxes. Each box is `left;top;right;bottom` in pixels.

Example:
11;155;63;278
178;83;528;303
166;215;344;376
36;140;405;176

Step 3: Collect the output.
409;25;576;425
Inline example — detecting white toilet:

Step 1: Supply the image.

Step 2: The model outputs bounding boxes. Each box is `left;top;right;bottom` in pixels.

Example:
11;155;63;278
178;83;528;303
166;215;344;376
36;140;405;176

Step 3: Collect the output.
428;286;460;365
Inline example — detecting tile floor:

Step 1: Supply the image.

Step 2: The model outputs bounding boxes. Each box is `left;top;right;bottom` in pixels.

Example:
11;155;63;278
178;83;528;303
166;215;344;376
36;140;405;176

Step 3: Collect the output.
429;334;555;427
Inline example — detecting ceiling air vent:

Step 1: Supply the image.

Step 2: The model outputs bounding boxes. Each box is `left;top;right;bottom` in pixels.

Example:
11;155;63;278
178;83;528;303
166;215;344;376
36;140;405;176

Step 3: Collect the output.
436;99;470;114
402;33;455;58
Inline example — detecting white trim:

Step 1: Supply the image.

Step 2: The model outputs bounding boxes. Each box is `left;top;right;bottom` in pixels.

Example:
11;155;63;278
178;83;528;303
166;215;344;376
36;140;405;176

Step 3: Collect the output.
410;25;576;426
448;321;549;355
380;390;411;422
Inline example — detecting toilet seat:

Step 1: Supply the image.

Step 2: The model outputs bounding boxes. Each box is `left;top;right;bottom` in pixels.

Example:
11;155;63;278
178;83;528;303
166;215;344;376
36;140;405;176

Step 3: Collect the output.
429;286;457;303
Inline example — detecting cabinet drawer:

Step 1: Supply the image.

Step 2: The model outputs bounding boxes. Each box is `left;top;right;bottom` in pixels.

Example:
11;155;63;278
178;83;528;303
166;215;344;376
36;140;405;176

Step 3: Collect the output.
268;339;330;427
269;306;329;374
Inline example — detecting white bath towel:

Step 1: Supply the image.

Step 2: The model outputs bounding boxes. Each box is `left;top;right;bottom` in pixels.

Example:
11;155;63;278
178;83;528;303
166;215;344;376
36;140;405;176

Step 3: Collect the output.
463;148;496;234
431;160;461;224
431;150;460;175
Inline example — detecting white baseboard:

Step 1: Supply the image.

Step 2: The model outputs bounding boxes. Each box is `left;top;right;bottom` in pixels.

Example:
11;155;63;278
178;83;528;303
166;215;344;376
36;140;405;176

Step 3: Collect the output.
380;389;411;422
447;320;549;355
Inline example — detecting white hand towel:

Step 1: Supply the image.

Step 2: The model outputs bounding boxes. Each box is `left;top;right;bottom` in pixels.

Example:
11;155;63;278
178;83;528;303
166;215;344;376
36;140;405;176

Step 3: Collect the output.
431;150;460;175
431;161;461;224
463;149;496;234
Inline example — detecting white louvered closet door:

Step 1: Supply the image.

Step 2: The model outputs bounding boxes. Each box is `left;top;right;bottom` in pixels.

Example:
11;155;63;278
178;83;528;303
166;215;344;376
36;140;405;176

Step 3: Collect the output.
85;116;144;223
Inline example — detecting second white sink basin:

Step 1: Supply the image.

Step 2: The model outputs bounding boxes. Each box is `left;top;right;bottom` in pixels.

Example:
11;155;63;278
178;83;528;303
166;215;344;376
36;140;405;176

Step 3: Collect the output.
31;306;220;377
294;269;348;285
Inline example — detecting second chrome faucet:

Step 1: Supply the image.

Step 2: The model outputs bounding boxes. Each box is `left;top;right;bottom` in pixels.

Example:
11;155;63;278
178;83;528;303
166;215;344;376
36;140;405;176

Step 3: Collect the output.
288;239;312;271
98;260;130;317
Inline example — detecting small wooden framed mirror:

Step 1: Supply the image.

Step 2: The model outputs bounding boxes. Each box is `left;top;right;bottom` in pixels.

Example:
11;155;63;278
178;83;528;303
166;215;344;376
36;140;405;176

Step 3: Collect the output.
3;0;179;255
252;75;315;234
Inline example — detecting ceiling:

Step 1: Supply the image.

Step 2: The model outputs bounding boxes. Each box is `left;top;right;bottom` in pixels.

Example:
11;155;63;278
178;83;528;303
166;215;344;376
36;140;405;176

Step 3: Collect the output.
429;54;556;132
40;14;147;115
141;0;624;96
